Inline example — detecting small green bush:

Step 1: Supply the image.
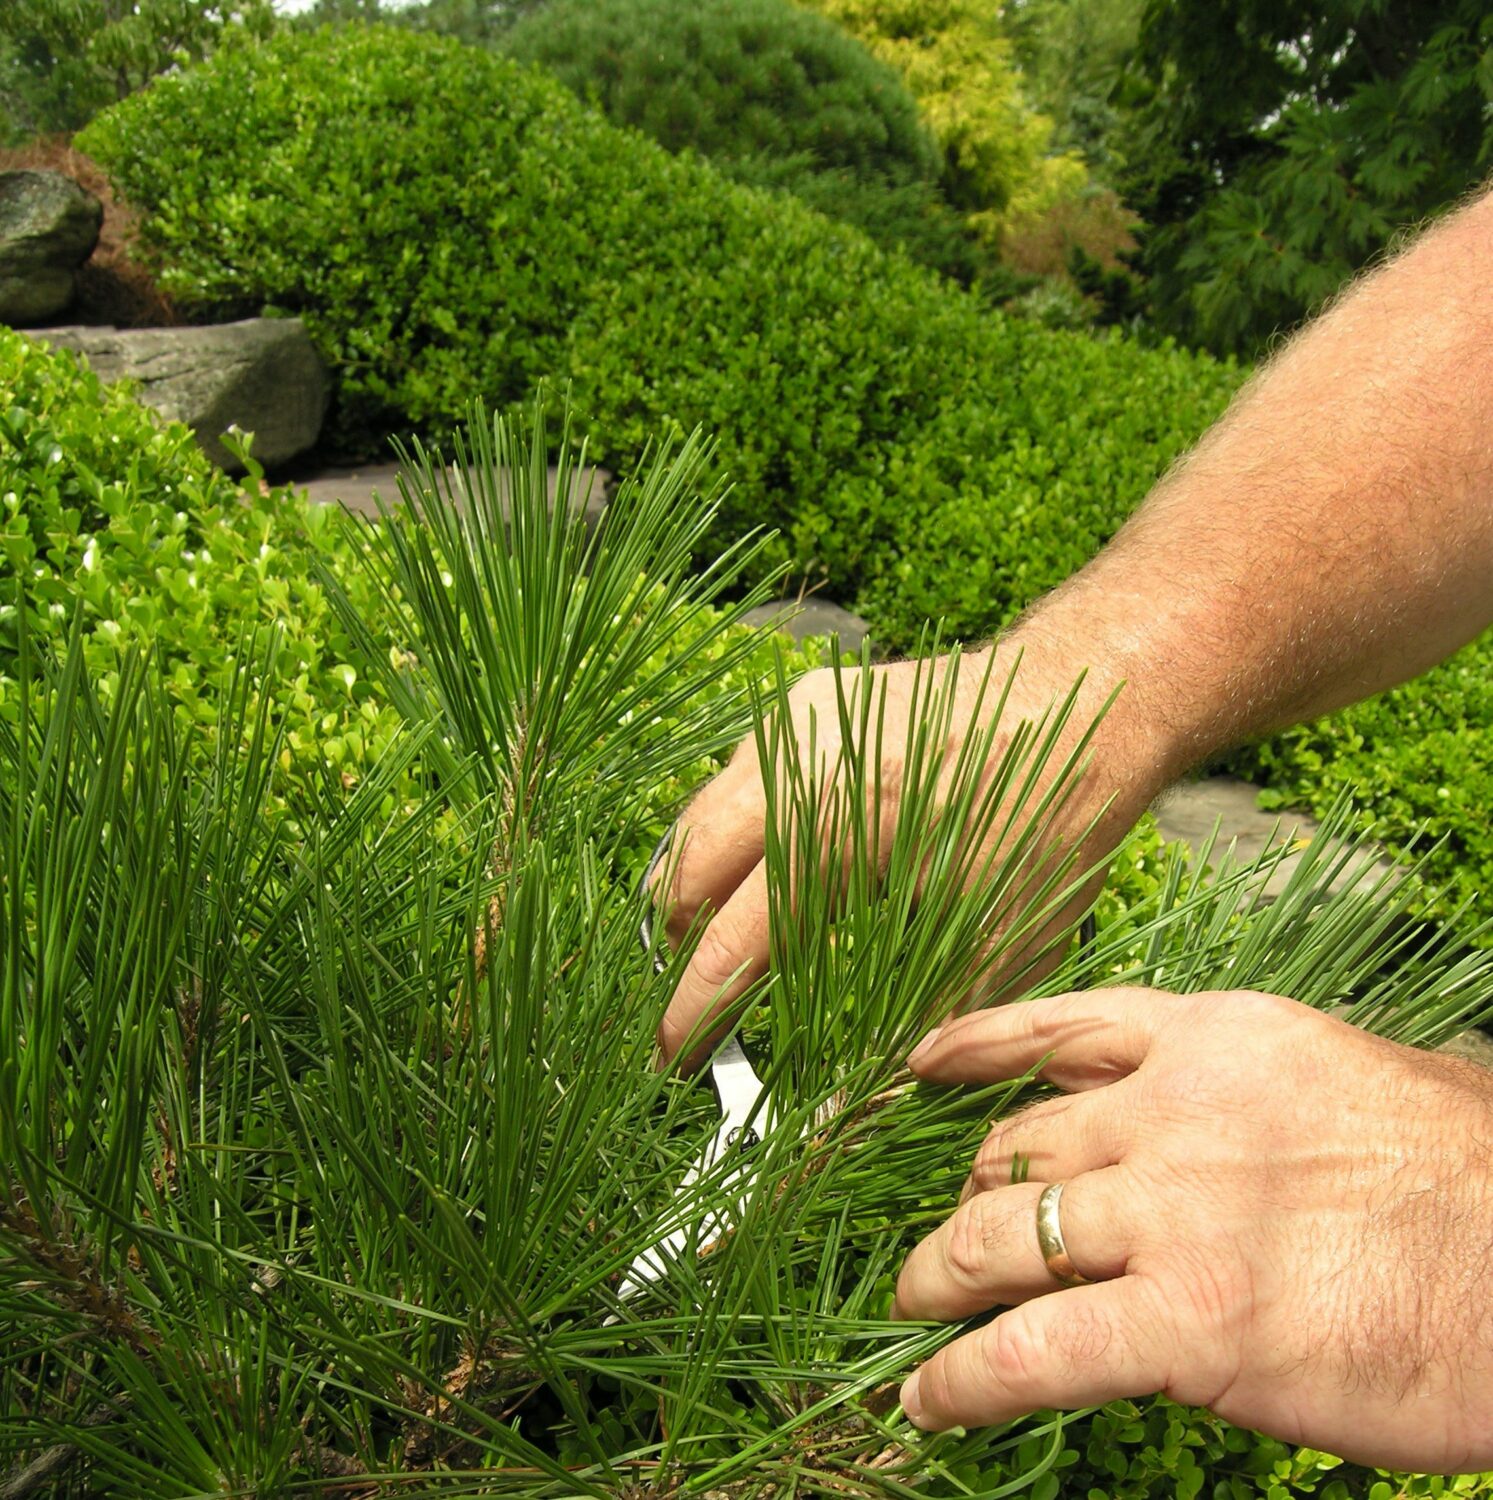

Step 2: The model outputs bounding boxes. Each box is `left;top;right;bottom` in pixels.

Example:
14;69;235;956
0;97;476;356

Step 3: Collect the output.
79;23;1240;654
505;0;937;188
0;325;403;806
1226;632;1493;923
501;0;979;277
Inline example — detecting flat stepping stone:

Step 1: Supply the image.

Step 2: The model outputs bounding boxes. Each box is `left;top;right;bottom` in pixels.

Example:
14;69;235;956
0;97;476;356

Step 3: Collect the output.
296;459;611;528
1155;777;1487;1054
1153;775;1395;900
740;597;870;655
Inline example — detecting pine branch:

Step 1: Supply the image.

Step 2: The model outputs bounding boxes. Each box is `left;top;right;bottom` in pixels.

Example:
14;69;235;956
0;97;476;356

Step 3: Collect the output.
7;401;1493;1494
0;1195;157;1358
0;1399;127;1500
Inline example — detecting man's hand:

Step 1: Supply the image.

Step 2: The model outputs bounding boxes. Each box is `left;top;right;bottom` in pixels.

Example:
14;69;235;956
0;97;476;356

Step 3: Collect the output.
894;988;1493;1474
653;645;1170;1067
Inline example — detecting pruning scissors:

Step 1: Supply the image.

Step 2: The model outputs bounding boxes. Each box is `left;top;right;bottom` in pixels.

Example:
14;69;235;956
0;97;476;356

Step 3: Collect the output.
613;822;773;1305
612;822;1101;1307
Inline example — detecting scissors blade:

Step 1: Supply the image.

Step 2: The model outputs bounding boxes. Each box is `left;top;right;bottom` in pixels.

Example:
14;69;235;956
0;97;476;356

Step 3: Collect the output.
611;1038;772;1312
612;1223;690;1305
612;822;777;1318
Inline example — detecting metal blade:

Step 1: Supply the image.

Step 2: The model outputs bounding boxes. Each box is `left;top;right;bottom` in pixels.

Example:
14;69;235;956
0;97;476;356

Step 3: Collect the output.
609;1037;772;1314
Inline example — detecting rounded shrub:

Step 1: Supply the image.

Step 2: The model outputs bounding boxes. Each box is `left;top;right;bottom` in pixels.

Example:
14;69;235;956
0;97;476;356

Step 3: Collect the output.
79;23;1241;654
504;0;990;277
502;0;984;278
505;0;939;189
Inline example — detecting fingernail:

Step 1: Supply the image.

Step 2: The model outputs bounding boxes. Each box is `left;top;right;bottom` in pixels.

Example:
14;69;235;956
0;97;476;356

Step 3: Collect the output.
907;1027;942;1068
900;1371;925;1425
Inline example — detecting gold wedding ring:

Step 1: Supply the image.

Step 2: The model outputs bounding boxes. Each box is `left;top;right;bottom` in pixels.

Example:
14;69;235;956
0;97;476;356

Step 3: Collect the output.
1035;1181;1091;1288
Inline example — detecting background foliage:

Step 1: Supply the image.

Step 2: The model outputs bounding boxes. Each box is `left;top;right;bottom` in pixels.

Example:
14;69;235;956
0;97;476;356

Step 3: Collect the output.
0;328;811;840
506;0;937;185
1115;0;1493;356
503;0;985;282
790;0;1086;248
0;324;401;805
1225;631;1493;927
1000;0;1144;174
0;0;273;141
77;23;1240;654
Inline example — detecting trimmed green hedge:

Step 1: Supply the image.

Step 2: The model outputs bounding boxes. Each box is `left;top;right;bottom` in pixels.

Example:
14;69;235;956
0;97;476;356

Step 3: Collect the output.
77;23;1239;654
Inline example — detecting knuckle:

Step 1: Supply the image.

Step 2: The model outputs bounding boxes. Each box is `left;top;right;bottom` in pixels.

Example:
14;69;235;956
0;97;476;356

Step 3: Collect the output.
981;1312;1047;1391
968;1133;1013;1193
1211;988;1298;1028
966;1152;1003;1197
1049;1305;1118;1373
689;923;748;994
787;673;827;712
945;1197;1001;1284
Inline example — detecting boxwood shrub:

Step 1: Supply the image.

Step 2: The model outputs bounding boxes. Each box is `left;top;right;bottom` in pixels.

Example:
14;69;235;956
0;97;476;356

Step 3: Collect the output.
77;23;1240;655
1225;632;1493;923
505;0;939;189
0;325;404;809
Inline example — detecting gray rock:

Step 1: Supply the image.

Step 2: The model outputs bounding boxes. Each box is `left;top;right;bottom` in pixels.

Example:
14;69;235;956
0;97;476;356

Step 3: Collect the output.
0;171;103;326
1434;1032;1493;1068
298;459;611;527
1438;1029;1493;1069
740;597;870;656
1152;775;1394;900
28;318;329;472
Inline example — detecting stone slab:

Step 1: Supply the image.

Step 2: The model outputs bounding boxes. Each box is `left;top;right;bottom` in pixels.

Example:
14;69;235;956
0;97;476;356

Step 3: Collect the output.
29;318;328;471
1152;775;1396;901
1438;1029;1493;1069
297;460;610;527
740;597;870;655
1155;778;1485;1052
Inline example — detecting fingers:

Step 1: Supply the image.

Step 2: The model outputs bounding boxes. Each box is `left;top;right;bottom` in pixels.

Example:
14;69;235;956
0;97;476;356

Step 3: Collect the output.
900;1277;1174;1431
908;988;1188;1090
658;748;770;946
961;1088;1134;1202
894;1169;1128;1322
656;860;771;1068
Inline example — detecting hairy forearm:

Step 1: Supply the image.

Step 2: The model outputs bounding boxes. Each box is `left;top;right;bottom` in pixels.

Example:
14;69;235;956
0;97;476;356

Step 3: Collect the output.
1014;186;1493;787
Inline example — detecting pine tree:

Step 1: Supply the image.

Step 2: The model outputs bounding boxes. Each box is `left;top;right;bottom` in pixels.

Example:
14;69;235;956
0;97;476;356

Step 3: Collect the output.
3;406;1490;1495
